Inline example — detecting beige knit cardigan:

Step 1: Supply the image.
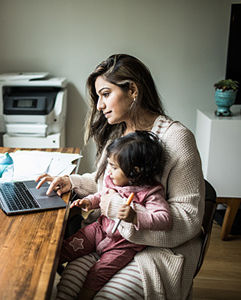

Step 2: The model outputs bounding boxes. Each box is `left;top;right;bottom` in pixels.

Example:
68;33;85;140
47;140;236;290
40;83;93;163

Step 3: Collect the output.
70;116;205;300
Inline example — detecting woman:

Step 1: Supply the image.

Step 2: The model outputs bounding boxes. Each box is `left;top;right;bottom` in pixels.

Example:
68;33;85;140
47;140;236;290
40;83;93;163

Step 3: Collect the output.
37;54;205;300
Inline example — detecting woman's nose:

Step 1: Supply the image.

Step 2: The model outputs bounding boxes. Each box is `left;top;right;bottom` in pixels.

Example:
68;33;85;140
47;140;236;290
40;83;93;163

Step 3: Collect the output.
97;97;105;111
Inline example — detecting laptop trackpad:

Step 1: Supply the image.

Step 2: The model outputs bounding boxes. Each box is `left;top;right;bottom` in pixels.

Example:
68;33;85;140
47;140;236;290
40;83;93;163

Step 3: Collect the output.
29;187;66;208
29;186;56;198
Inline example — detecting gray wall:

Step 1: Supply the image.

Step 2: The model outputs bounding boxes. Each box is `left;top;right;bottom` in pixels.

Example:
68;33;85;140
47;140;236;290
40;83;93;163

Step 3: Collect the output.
0;0;236;172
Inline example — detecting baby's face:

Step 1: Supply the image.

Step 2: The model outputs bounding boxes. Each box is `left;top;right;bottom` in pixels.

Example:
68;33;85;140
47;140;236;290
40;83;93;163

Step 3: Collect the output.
107;155;129;186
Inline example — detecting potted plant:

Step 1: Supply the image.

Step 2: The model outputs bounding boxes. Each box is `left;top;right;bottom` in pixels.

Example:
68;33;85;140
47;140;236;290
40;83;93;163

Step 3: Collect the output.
214;79;239;116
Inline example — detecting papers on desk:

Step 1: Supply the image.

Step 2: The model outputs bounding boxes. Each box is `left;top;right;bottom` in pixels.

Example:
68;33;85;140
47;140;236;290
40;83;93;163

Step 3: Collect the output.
9;150;82;181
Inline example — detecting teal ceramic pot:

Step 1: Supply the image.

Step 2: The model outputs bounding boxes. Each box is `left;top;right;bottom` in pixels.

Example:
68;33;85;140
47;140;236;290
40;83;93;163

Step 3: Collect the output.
215;89;237;116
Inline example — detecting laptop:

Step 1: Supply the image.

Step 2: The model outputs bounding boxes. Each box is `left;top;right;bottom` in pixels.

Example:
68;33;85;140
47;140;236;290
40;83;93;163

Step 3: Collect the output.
0;180;66;215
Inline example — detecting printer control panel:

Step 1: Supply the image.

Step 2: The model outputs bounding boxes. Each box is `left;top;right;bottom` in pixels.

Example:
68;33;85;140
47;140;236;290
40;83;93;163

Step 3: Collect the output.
3;86;58;115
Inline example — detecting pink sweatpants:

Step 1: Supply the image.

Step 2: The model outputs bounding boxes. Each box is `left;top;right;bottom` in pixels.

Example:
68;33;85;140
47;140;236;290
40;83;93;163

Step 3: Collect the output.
60;216;145;291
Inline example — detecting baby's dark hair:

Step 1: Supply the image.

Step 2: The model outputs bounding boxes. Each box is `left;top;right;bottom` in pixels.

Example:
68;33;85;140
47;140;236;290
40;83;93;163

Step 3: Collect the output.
106;131;165;186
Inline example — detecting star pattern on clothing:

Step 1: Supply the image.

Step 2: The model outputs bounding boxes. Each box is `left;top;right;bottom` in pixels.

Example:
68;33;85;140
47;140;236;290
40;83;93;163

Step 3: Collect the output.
69;237;84;251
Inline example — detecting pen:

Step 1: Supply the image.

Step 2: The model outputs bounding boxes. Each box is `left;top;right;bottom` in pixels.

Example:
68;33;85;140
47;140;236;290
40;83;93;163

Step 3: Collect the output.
112;192;135;234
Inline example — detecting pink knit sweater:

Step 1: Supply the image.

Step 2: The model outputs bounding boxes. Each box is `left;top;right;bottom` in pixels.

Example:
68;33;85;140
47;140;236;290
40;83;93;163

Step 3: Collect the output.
86;174;172;231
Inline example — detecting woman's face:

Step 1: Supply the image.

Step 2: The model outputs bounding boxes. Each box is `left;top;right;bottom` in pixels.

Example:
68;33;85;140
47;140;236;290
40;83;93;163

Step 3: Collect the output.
95;76;133;125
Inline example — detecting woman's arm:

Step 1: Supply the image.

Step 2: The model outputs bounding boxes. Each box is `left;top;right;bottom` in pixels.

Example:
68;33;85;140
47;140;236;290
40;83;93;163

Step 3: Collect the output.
69;172;98;198
69;142;109;198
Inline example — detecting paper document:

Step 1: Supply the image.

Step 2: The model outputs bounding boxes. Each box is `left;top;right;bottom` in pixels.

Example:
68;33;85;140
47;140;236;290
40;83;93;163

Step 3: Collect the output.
9;150;82;181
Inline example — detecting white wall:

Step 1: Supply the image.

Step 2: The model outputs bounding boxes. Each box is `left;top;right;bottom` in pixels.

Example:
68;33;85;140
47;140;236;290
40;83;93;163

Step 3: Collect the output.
0;0;233;172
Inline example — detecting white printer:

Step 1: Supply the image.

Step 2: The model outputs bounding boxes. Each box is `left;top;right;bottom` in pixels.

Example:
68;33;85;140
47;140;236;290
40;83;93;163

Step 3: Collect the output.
0;73;67;148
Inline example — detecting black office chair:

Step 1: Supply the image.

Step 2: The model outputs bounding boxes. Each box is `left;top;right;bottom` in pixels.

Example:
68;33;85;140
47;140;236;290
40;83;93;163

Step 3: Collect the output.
193;179;217;277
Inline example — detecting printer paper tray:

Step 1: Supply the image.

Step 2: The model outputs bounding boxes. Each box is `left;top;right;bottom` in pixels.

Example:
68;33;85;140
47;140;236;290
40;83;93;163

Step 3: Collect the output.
6;123;48;137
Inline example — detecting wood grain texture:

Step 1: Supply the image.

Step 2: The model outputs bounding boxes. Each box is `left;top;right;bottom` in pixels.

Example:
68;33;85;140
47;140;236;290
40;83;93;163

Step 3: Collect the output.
0;147;80;300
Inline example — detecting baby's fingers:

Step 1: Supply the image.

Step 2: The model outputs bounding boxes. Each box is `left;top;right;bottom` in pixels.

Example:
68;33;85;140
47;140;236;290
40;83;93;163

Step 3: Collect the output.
70;199;82;208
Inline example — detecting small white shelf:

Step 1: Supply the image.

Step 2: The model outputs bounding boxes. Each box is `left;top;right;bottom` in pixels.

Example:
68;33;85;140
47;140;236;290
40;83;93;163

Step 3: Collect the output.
195;106;241;198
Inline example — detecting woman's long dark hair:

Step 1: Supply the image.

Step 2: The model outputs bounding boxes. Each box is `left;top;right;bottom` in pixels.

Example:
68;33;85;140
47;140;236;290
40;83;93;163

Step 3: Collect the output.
85;54;166;159
106;131;165;186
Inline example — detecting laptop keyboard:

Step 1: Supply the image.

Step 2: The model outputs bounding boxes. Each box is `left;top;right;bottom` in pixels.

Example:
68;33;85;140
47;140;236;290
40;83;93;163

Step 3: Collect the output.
0;182;40;211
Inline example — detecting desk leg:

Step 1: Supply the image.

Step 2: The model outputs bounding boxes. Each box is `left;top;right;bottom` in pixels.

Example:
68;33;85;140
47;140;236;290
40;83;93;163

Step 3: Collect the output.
216;198;241;240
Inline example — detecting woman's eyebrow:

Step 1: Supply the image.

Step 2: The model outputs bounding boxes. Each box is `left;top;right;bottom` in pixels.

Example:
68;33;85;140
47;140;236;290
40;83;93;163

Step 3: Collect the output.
98;87;110;94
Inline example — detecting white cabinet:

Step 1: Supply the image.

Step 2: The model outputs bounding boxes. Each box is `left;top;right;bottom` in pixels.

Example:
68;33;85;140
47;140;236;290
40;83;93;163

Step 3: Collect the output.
195;107;241;198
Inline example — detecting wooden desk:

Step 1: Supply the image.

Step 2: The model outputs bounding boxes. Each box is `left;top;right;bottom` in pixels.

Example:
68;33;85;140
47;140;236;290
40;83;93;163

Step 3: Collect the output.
0;147;80;300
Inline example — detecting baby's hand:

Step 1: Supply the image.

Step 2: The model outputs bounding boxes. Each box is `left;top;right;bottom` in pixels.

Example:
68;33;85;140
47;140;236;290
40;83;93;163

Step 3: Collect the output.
117;204;137;224
70;198;92;211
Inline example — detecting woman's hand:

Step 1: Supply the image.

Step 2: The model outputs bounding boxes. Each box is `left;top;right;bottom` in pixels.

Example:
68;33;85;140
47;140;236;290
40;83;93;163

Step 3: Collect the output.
35;174;71;196
117;204;137;224
70;198;92;211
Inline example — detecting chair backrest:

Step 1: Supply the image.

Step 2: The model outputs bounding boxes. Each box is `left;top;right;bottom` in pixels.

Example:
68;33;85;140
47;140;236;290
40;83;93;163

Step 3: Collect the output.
194;180;217;277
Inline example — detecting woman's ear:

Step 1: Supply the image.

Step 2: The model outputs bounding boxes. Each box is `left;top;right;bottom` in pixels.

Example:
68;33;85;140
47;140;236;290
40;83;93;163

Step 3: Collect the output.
128;81;138;99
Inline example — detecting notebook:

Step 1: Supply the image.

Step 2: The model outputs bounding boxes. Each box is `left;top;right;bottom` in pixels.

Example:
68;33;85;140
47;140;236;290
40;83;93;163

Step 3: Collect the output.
0;180;66;215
